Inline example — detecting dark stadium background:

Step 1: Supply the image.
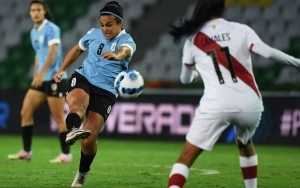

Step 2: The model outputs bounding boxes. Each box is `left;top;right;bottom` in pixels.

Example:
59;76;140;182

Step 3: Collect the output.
1;0;300;147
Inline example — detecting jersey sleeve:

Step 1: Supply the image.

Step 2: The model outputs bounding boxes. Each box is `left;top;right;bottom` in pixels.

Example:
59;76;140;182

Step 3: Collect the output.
182;38;194;66
244;25;262;51
180;38;200;84
245;25;300;67
119;36;136;56
46;26;61;46
78;28;94;51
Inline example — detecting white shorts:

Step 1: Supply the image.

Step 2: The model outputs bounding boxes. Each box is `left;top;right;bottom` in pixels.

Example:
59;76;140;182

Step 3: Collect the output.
186;111;262;151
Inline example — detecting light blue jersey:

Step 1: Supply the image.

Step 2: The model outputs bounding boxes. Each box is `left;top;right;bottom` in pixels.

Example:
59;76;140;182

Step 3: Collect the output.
76;28;136;96
30;19;67;81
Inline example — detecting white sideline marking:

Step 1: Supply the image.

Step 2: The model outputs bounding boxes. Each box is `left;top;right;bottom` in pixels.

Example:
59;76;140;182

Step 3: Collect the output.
99;163;220;175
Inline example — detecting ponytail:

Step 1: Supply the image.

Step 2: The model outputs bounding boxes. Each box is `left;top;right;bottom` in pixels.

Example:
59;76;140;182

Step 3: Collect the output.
169;0;225;42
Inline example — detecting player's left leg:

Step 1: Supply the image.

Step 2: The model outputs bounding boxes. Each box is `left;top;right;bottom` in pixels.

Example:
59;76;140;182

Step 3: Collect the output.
47;96;72;163
236;139;257;188
234;112;261;188
71;111;104;187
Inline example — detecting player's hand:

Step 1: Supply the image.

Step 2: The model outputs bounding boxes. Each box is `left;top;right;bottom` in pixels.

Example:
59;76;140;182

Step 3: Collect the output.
192;70;200;83
31;74;44;88
101;51;119;60
53;70;64;83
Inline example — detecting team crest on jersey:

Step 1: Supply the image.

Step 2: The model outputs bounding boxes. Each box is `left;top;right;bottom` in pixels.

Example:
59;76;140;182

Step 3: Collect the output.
111;43;116;51
212;25;216;29
39;35;44;43
51;83;57;91
87;28;94;34
107;105;112;114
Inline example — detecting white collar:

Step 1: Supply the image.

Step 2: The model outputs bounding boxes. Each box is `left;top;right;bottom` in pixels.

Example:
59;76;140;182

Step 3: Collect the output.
116;29;126;38
34;19;48;31
108;29;126;41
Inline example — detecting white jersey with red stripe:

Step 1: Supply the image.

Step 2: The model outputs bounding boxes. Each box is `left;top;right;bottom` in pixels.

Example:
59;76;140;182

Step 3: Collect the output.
183;18;263;112
182;18;300;113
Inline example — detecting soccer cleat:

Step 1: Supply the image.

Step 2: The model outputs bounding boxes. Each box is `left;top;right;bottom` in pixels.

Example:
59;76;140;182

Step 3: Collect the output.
66;128;91;145
8;150;32;161
48;153;73;163
71;170;90;187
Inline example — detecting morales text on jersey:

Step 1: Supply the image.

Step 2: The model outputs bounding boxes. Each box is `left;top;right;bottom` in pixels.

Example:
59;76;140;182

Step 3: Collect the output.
201;33;231;46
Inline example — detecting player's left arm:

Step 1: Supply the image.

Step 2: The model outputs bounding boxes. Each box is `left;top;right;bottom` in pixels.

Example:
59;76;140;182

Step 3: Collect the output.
180;38;200;84
245;25;300;67
32;44;57;87
40;26;61;76
101;37;136;61
32;26;60;87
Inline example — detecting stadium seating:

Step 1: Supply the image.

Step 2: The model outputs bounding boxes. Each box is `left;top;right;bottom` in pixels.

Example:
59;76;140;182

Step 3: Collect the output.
0;0;99;88
130;0;300;88
0;0;300;90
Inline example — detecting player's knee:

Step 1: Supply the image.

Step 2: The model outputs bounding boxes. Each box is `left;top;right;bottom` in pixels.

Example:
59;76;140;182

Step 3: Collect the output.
68;101;87;115
236;138;251;149
81;137;97;150
51;113;64;123
20;108;32;119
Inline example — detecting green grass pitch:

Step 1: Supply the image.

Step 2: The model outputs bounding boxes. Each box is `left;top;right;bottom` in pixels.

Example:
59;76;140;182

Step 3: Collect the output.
1;135;300;187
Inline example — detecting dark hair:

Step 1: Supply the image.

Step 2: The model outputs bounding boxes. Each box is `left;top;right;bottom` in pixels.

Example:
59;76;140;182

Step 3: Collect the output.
29;0;54;22
169;0;225;42
100;1;123;23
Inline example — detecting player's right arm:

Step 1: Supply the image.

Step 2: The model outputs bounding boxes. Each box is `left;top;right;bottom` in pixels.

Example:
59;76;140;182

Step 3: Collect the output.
245;25;300;67
54;44;84;82
54;28;94;83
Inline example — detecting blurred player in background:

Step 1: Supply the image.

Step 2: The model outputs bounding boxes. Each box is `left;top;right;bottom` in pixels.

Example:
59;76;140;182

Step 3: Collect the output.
53;1;136;187
8;0;71;163
167;0;300;187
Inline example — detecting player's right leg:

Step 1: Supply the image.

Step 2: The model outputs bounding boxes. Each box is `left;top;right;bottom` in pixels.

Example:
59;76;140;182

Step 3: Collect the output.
71;86;116;187
168;112;230;188
65;88;91;145
168;141;203;188
65;73;91;145
234;111;262;188
8;89;46;160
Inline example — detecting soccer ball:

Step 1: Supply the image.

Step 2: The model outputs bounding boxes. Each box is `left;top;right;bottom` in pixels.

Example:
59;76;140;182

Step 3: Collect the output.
114;69;144;99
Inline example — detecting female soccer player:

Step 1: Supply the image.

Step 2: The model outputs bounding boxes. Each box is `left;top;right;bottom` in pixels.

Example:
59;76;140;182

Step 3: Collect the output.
53;1;136;187
167;0;300;188
8;0;71;163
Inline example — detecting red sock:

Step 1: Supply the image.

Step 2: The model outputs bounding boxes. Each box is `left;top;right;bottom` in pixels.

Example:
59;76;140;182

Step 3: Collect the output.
168;163;189;188
168;174;186;188
240;155;258;188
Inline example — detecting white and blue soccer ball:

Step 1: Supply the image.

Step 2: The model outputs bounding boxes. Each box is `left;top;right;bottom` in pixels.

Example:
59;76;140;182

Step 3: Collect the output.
114;69;144;99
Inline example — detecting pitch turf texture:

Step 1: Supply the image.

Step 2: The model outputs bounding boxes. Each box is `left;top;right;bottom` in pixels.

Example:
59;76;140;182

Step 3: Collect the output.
1;135;299;188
